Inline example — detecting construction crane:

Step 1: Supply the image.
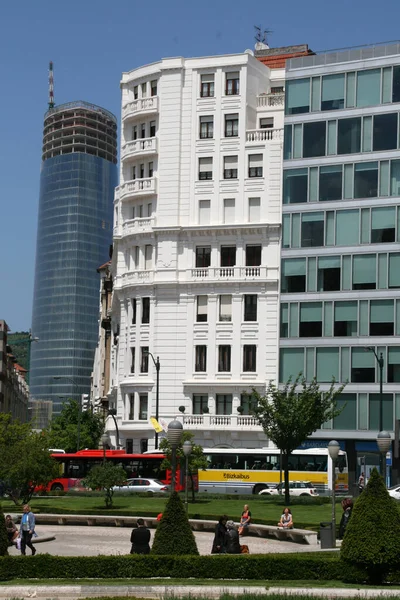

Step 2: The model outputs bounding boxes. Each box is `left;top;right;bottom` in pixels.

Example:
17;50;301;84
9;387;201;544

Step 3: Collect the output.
48;61;55;109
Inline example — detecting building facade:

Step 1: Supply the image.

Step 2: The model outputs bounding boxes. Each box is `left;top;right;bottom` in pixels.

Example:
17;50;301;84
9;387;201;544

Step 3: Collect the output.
0;321;29;421
109;50;286;451
281;42;400;483
30;101;118;413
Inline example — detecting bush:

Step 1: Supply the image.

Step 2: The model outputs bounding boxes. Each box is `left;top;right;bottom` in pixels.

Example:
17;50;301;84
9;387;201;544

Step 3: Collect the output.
151;492;199;555
341;468;400;584
0;509;8;556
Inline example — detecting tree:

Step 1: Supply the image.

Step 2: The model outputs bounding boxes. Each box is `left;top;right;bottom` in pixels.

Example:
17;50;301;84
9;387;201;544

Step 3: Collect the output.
47;399;104;453
0;414;59;505
341;468;400;584
0;509;9;556
251;374;345;505
83;462;126;508
158;432;208;501
151;491;199;555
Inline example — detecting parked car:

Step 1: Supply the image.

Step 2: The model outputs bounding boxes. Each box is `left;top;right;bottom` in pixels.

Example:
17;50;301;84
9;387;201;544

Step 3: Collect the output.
112;478;169;494
388;484;400;500
259;480;319;497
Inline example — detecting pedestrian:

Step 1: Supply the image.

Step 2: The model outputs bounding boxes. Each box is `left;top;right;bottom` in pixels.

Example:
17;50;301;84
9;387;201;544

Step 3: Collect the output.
238;504;251;536
5;515;18;545
339;498;353;539
358;471;365;493
130;518;151;554
211;514;228;554
225;520;241;554
20;505;36;556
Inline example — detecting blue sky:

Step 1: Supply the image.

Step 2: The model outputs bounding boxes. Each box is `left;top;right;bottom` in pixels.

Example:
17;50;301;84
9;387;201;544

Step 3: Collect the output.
1;0;399;332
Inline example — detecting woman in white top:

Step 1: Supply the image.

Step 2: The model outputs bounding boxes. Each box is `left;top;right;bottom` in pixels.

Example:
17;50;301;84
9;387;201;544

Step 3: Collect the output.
278;507;293;529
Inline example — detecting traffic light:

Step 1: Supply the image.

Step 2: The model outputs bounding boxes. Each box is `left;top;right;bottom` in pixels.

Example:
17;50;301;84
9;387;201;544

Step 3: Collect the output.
81;394;90;412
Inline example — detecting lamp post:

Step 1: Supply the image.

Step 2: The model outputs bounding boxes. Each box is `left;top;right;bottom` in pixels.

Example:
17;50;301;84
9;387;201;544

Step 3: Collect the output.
167;419;183;493
53;376;81;452
101;432;109;464
8;331;39;384
328;440;340;549
182;440;193;512
365;347;385;474
377;430;391;487
144;351;160;449
107;408;121;449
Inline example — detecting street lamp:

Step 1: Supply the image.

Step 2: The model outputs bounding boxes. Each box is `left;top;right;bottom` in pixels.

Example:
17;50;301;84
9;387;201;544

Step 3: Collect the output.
143;351;160;449
53;376;82;452
328;440;340;549
107;408;121;449
377;430;391;487
182;440;193;513
365;347;385;474
101;432;109;463
8;331;39;385
167;419;183;493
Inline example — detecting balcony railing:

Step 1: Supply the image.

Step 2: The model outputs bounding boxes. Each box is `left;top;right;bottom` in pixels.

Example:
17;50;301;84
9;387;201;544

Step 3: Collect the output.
257;93;285;108
246;128;283;143
122;96;159;119
119;177;156;200
121;137;157;159
182;414;260;429
190;266;268;280
115;270;154;288
122;217;154;236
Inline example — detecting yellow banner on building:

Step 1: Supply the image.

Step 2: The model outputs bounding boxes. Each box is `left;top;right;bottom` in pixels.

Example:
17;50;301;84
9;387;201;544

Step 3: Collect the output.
150;417;163;433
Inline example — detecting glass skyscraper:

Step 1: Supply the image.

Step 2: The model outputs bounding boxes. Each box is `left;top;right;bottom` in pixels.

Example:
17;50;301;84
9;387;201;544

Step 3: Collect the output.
30;101;117;414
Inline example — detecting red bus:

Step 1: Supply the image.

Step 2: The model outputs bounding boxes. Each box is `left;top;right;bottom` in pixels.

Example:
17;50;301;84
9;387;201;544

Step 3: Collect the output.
44;449;184;492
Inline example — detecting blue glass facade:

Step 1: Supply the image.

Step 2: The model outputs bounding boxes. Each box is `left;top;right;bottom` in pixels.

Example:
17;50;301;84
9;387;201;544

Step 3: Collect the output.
30;148;117;413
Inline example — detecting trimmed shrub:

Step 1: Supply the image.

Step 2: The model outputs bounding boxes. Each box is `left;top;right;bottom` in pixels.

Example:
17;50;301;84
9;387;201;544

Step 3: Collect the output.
151;492;199;555
341;468;400;584
0;509;8;556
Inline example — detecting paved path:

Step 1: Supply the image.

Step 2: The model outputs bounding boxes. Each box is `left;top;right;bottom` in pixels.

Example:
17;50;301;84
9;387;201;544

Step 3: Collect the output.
8;524;323;556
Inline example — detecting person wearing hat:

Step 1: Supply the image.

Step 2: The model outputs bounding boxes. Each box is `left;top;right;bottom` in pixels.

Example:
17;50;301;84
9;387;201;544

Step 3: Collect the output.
225;520;241;554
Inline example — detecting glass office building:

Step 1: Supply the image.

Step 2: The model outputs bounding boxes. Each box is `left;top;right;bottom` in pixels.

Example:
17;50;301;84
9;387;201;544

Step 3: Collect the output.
281;43;400;484
30;101;117;414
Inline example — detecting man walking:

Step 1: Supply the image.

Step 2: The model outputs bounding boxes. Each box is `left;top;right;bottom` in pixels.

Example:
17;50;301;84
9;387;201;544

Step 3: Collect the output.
20;505;36;556
130;518;151;554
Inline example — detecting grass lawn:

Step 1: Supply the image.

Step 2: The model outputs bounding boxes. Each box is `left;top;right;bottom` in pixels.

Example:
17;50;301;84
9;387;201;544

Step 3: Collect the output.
0;495;343;530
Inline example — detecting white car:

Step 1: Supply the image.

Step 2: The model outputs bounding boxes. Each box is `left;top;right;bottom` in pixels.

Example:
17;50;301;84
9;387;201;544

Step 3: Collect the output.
388;485;400;500
259;480;319;497
112;478;169;494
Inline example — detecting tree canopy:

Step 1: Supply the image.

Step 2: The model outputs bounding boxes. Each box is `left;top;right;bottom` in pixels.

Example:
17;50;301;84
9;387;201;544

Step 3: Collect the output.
83;462;126;508
251;374;345;504
47;399;104;453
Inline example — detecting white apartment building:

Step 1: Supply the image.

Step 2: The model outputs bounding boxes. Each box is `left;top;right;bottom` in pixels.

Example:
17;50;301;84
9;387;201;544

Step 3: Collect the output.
107;49;286;451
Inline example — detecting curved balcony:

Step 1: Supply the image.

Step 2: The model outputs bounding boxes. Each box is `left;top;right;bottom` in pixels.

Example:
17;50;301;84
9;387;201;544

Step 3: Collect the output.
122;96;159;121
122;217;154;236
114;270;154;290
119;177;157;200
121;137;157;160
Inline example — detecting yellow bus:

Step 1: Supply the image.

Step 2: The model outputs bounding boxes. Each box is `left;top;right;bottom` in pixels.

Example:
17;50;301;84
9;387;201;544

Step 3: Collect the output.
198;447;348;495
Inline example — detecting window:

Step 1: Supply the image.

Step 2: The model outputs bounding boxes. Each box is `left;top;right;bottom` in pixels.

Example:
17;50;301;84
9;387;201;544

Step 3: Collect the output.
225;114;238;137
316;348;339;382
285;78;310;115
244;295;257;321
131;165;136;180
132;125;137;140
354;162;378;199
279;348;304;382
138;205;143;218
141;83;147;98
240;393;255;415
371;207;395;243
356;69;381;107
221;246;236;266
389;253;400;288
388;348;400;383
216;394;233;415
133;86;138;100
131;298;137;324
134;246;140;267
147;202;152;217
140;347;149;373
351;348;375;383
243;345;257;372
140;163;145;178
130;347;135;373
218;346;231;372
139;394;148;420
223;199;235;223
299;302;322;337
303;121;326;158
393;66;400;103
283;169;308;204
126;439;133;453
319;166;343;201
353;255;376;290
370;300;394;336
280;304;288;337
369;393;393;430
151;80;157;96
260;117;274;129
199;200;211;225
148;162;153;177
196;295;208;322
195;346;207;372
321;74;344;110
249;197;260;222
199;157;212;180
224;156;238;179
334;301;357;336
248;154;263;178
226;72;239;95
200;73;214;97
281;258;306;293
301;212;324;247
334;394;357;430
318;256;341;291
196;246;211;268
373;113;398;151
246;245;261;266
337;118;361;154
142;297;150;324
129;394;135;420
150;122;156;138
219;295;232;322
336;209;359;245
200;116;214;139
193;394;208;414
139;123;146;139
144;245;153;269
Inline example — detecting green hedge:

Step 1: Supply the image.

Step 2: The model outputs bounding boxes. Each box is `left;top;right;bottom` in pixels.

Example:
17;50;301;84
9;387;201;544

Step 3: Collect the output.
0;554;344;581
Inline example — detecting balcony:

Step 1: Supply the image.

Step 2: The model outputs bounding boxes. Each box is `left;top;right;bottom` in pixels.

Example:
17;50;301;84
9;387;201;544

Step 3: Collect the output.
246;128;283;144
114;270;154;289
122;96;159;120
121;137;157;160
257;93;285;109
189;266;270;281
182;414;261;430
122;217;154;236
119;178;157;200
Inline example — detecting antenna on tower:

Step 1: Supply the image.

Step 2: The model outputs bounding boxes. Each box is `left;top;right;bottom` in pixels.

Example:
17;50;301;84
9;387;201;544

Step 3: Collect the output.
254;26;273;50
48;61;55;109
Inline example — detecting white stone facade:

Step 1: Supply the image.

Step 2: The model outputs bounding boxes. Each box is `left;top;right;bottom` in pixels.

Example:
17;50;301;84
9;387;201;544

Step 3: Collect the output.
108;51;284;451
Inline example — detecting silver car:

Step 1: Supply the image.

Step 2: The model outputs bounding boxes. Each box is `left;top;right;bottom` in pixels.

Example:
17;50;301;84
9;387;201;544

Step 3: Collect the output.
112;478;169;494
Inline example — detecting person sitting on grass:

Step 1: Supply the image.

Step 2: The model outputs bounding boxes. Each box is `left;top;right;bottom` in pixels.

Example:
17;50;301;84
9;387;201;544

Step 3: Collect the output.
278;507;293;529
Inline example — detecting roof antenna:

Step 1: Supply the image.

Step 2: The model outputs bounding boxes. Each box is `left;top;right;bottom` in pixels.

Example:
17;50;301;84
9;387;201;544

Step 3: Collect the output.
48;61;55;109
254;26;272;51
